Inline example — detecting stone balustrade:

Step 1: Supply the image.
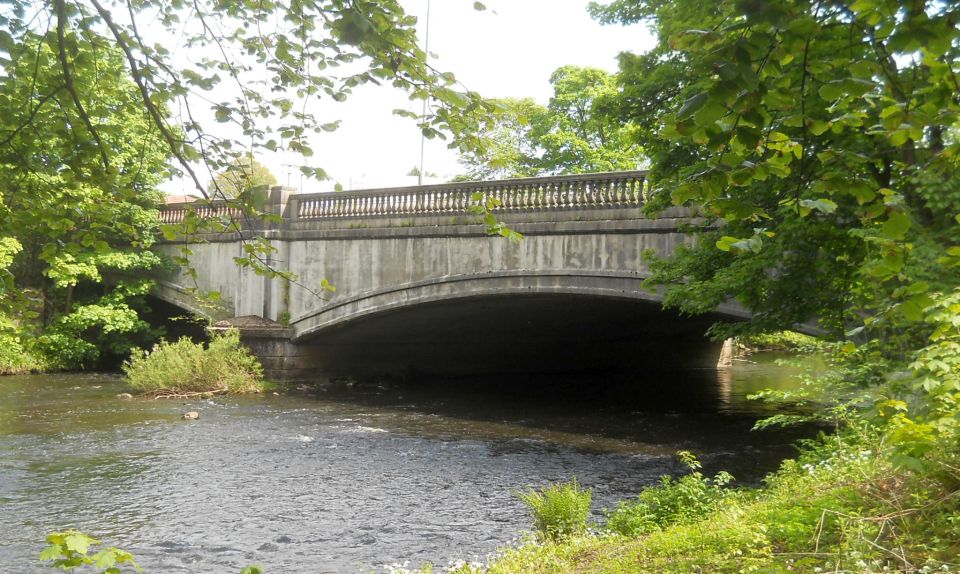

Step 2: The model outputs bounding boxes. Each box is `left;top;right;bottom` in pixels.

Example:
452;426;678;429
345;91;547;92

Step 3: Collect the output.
158;170;649;225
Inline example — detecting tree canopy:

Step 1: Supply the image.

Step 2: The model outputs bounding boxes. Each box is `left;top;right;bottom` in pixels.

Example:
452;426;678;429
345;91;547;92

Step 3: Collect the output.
589;0;960;458
207;155;278;199
458;66;642;179
0;29;169;368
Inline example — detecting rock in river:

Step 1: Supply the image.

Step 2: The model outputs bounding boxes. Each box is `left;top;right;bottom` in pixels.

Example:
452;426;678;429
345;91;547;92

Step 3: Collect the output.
182;411;200;420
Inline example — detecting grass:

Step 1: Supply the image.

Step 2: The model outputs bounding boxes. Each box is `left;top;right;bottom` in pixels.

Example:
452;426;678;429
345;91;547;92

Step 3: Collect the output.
122;329;264;396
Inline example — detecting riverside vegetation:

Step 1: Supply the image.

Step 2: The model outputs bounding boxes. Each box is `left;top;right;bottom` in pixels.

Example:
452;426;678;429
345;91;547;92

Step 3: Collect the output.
122;330;265;397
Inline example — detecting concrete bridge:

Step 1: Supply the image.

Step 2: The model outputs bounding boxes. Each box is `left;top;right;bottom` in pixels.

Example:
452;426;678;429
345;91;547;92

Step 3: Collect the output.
155;171;746;381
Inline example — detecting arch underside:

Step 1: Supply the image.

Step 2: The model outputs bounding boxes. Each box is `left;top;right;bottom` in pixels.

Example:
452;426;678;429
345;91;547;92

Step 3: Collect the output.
291;271;750;342
287;273;747;377
151;280;214;319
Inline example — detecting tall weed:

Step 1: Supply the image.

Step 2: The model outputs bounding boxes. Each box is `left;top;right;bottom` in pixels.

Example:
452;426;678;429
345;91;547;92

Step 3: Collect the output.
517;478;592;541
123;330;263;394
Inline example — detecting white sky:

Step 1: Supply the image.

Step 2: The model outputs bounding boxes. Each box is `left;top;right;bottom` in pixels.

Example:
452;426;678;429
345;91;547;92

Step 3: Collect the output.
161;0;655;196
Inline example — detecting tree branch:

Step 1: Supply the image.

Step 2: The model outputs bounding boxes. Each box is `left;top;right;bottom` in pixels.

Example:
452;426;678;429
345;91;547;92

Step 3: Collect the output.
87;0;210;200
55;0;110;170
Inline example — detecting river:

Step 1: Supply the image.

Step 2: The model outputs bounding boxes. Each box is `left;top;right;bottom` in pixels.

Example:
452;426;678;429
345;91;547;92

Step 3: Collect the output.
0;360;811;573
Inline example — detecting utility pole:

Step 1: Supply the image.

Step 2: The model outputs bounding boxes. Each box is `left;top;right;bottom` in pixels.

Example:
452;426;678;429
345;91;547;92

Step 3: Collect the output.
418;0;431;186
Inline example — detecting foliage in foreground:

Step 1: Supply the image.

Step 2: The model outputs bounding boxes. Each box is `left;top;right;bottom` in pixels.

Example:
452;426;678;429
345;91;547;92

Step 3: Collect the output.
39;530;262;574
39;531;141;573
122;330;263;395
443;429;960;574
516;478;592;542
606;451;733;537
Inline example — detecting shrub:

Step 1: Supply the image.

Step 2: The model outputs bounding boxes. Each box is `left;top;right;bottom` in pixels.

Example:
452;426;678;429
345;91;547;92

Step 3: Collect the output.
0;331;41;374
605;451;734;537
123;329;263;395
517;478;592;541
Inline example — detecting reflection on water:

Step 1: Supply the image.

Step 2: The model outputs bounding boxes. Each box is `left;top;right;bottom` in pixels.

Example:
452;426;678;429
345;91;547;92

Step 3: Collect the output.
0;359;812;573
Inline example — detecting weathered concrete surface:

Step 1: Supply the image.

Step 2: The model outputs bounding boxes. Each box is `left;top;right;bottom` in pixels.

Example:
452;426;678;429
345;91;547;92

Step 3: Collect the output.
155;200;743;380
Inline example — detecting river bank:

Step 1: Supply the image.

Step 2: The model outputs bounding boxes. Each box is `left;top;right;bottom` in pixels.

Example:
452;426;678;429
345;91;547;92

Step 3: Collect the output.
421;426;960;574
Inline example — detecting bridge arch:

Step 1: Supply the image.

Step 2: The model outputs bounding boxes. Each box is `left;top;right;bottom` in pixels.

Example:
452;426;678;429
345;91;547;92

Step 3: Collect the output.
291;271;749;342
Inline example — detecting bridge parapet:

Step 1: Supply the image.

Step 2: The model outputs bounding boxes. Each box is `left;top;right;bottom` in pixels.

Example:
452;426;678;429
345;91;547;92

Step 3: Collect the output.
158;171;649;226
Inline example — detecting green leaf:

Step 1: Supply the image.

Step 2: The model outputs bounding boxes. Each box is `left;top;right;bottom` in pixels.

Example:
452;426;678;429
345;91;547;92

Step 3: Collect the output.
716;236;738;252
678;92;709;119
473;1;487;10
818;82;844;101
93;549;118;569
65;532;94;554
39;545;64;561
694;101;725;126
881;211;911;240
799;198;838;215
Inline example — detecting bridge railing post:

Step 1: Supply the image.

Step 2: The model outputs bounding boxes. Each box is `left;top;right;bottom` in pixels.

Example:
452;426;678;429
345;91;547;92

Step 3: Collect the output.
284;195;300;222
267;186;296;219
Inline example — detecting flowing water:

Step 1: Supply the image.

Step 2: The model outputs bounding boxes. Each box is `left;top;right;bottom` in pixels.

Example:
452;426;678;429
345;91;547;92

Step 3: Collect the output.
0;359;812;573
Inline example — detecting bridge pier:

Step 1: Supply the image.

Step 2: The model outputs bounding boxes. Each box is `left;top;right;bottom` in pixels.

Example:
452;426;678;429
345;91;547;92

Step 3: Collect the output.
209;316;304;382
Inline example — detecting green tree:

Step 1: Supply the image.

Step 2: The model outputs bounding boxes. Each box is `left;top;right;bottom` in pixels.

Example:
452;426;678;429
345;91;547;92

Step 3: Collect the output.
0;30;169;369
207;155;278;199
458;97;548;180
591;0;959;341
591;0;960;457
459;66;641;179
